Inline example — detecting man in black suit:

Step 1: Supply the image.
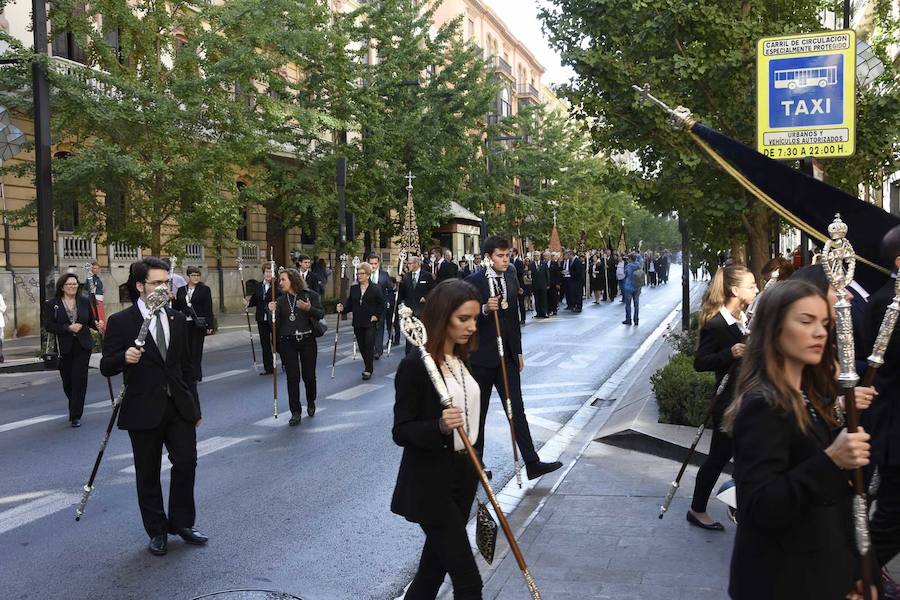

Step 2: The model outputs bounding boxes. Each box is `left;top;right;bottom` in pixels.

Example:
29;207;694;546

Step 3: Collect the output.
510;248;527;324
100;257;207;556
397;254;435;355
465;236;561;480
246;264;281;375
548;253;562;315
570;251;584;313
297;254;323;296
864;225;900;571
368;253;395;359
531;251;550;318
432;249;458;283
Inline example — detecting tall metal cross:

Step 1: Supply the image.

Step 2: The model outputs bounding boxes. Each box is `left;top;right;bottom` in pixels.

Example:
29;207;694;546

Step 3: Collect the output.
404;171;415;191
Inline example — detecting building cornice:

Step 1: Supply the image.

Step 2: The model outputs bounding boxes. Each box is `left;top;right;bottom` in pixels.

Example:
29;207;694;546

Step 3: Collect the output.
463;0;545;75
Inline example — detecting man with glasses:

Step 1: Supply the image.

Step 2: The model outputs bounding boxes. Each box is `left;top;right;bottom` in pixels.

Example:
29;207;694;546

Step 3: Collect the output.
101;257;206;556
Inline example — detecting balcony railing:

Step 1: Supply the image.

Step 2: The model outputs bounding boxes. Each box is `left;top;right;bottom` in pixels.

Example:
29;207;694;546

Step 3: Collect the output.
237;243;260;263
492;56;514;80
516;83;541;102
50;56;120;101
184;243;205;263
109;241;142;264
58;233;96;265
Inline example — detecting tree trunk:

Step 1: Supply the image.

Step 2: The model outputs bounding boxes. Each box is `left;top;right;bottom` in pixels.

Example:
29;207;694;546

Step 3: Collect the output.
266;205;286;267
151;223;162;257
744;202;771;285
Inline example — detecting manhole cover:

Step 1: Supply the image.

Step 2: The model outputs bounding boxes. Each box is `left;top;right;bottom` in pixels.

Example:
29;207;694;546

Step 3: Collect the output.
192;591;304;600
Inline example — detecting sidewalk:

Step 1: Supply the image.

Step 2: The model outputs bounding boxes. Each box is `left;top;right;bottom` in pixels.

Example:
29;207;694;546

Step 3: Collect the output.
479;315;735;599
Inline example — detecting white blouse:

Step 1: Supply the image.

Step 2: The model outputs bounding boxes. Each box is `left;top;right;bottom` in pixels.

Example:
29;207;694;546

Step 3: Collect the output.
441;356;481;452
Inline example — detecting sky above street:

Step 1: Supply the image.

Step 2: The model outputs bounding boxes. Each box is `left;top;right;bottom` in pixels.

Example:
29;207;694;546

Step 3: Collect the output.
485;0;577;87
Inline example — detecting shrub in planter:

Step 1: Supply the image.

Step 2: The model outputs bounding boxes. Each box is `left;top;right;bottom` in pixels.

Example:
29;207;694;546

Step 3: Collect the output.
651;352;716;427
663;311;701;356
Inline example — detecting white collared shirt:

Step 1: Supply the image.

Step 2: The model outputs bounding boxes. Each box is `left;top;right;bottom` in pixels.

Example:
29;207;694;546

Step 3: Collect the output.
410;269;421;283
138;297;169;350
442;357;481;452
719;306;749;335
484;264;508;301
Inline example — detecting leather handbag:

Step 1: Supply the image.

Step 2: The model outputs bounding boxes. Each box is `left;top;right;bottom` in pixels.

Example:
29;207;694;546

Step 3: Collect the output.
475;500;498;564
42;332;60;370
310;317;327;338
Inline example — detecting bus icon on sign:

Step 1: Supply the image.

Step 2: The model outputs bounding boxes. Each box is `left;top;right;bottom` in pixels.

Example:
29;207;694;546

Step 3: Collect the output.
773;66;838;90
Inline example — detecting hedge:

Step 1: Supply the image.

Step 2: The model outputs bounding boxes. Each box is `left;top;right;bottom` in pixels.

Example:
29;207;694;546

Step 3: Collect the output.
651;352;716;427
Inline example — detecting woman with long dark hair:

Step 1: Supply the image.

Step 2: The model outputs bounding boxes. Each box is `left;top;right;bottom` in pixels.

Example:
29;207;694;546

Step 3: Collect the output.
391;279;484;600
270;268;324;426
43;273;101;427
723;280;873;600
687;265;758;530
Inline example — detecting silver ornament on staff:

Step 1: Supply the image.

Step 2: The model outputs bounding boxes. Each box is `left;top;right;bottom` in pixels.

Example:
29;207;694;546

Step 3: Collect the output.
351;256;361;361
821;213;875;600
75;285;169;521
331;254;349;378
397;305;542;600
236;255;258;371
861;274;900;388
386;250;408;357
269;247;279;419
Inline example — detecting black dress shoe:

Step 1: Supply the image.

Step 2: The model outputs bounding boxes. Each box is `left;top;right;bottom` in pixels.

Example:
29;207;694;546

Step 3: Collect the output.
362;372;371;380
622;320;632;325
170;527;209;545
307;401;316;417
70;419;81;428
289;415;301;426
259;371;273;376
525;460;563;480
686;511;725;531
374;353;382;360
148;534;168;555
634;319;639;326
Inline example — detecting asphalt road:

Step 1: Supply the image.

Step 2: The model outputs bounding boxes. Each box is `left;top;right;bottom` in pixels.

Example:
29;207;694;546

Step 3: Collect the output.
0;267;685;600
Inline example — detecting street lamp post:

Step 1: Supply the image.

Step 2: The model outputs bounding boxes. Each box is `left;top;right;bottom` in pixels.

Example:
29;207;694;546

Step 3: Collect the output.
31;0;55;311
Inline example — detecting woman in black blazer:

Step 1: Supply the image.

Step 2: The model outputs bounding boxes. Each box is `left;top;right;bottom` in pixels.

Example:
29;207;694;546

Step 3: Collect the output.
43;273;100;426
270;268;324;426
337;262;384;380
391;279;484;600
687;265;758;530
723;280;871;600
173;266;214;382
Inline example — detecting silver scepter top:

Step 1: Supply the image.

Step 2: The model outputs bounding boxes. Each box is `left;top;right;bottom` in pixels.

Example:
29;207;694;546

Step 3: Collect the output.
867;276;900;367
822;213;859;388
398;304;453;408
632;84;695;130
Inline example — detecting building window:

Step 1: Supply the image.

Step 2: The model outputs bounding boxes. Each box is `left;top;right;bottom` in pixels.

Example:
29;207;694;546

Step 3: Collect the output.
499;87;511;118
103;27;122;63
105;185;126;233
236;181;248;241
53;152;79;230
891;180;900;217
51;23;86;64
467;19;475;41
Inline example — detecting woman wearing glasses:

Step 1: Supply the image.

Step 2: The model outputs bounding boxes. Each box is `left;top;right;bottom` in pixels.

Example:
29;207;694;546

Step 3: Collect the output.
43;273;101;427
337;262;384;380
173;266;214;382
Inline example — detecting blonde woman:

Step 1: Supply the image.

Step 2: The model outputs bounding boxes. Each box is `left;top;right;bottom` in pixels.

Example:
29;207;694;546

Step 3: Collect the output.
687;265;758;530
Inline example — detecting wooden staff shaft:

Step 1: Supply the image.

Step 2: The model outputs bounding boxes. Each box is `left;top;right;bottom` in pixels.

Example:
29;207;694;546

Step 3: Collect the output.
839;387;874;600
492;310;520;469
331;308;341;378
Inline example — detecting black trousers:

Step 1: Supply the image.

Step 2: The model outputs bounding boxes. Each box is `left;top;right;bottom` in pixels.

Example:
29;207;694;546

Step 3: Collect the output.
606;274;618;300
534;288;548;317
690;398;733;513
547;286;559;314
279;335;317;416
186;324;206;381
567;279;583;310
59;342;91;421
517;292;527;323
354;326;376;373
406;454;481;600
257;320;274;373
127;398;197;537
872;464;900;567
471;360;539;465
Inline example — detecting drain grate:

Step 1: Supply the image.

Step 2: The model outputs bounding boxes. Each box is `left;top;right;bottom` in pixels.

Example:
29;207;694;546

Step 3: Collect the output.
591;397;616;408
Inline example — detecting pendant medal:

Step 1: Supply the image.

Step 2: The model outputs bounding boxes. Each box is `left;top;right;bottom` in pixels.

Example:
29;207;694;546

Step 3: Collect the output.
289;313;296;322
501;299;509;310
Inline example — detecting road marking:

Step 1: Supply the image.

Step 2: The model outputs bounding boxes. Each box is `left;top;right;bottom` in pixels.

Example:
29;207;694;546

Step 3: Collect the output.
0;491;79;536
0;414;65;433
0;490;54;506
520;382;592;390
120;436;248;474
326;383;383;400
525;414;564;432
201;369;248;383
522;404;586;415
520;391;593;402
252;408;326;427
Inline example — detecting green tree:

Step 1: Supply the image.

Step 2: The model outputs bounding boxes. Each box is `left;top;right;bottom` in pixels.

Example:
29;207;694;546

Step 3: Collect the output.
540;0;900;277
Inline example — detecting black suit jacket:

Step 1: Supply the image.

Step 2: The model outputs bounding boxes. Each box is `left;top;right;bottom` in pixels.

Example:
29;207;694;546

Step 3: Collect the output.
173;283;214;326
531;261;550;291
298;270;323;296
101;305;201;430
694;312;744;388
274;289;325;336
512;258;526;288
397;270;434;317
465;269;522;368
570;257;584;281
371;270;395;313
862;278;900;465
435;260;458;283
391;354;477;525
247;280;282;324
344;283;385;328
730;389;855;600
549;261;563;287
43;295;97;354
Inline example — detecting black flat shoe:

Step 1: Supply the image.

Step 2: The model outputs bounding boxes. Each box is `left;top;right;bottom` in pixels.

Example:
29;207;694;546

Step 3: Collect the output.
362;372;371;380
289;416;301;426
622;320;632;325
526;460;563;480
148;534;168;555
686;511;725;531
170;527;208;545
307;402;316;417
70;419;81;428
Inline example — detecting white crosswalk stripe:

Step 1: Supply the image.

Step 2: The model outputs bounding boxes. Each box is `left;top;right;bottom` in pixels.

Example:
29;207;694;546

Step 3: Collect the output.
119;436;248;475
0;491;79;536
326;383;383;400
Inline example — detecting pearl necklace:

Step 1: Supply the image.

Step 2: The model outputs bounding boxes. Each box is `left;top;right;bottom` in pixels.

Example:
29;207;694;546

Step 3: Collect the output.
443;354;469;439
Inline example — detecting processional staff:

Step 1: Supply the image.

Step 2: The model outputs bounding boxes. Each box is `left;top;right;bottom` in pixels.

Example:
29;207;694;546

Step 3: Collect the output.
236;255;258;370
269;247;279;419
331;254;348;378
83;263;116;406
398;305;542;600
351;256;361;361
822;214;874;600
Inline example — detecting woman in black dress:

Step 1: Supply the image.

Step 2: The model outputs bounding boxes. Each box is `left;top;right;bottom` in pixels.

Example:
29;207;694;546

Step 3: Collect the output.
336;262;384;380
173;266;214;382
43;273;101;427
391;279;484;599
723;280;873;600
270;268;324;426
687;265;757;530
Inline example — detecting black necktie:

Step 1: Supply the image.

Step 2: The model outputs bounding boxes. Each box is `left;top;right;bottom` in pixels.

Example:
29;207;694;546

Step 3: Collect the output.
155;314;167;362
